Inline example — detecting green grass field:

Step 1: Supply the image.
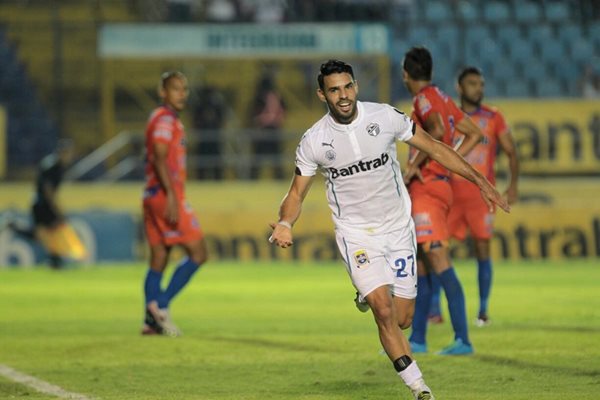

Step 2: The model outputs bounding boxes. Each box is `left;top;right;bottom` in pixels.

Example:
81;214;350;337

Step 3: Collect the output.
1;260;599;399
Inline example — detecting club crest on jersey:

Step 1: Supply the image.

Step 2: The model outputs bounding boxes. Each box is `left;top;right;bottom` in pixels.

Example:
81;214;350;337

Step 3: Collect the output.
366;123;380;137
325;150;336;161
354;250;370;268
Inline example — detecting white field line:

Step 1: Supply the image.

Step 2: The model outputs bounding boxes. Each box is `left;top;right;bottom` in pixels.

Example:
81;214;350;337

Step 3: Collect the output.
0;364;95;399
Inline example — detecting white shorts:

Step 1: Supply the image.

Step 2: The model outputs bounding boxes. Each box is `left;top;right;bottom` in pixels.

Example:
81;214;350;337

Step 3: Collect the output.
335;221;418;300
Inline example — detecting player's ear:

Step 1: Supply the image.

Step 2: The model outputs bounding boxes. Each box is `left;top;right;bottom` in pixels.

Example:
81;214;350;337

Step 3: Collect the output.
354;79;359;96
316;88;327;103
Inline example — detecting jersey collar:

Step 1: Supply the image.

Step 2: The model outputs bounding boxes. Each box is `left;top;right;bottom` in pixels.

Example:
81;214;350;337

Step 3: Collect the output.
326;101;364;132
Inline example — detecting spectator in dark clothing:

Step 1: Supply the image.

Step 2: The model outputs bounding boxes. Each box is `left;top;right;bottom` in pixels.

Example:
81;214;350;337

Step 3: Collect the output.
249;73;286;179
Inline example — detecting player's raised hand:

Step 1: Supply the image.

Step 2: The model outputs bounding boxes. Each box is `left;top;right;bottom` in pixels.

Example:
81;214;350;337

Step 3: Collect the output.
268;222;294;248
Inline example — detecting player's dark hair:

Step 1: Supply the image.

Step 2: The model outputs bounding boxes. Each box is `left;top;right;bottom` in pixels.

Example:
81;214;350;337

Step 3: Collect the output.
403;46;433;81
160;71;186;88
457;66;483;85
317;60;355;90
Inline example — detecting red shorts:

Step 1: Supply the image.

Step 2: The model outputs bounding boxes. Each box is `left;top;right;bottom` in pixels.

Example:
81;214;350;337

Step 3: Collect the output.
408;177;453;244
448;183;495;240
143;189;203;247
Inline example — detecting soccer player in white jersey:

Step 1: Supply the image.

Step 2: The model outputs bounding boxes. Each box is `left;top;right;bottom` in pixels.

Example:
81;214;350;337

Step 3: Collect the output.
268;60;509;400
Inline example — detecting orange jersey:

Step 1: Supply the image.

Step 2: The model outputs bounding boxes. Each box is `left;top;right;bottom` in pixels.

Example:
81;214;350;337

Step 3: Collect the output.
452;104;509;188
410;85;465;180
144;105;187;196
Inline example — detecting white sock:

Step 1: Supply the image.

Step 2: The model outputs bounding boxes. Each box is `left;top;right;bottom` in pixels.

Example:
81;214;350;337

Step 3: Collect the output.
398;362;427;390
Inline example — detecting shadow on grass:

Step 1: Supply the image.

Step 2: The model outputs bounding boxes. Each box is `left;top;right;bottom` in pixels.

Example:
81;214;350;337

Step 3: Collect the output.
206;335;338;353
476;354;600;378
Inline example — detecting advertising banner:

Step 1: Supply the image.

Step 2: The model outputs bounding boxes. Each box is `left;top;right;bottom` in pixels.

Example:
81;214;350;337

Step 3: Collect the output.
394;100;600;176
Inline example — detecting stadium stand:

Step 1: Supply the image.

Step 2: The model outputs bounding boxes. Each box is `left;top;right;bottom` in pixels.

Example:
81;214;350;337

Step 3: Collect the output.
0;0;598;177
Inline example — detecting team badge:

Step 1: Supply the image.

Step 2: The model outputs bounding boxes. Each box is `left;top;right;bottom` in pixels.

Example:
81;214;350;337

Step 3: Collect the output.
354;249;370;268
325;150;336;161
366;123;380;136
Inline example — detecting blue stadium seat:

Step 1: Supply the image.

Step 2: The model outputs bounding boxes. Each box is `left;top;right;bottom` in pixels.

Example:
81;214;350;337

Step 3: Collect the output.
478;39;504;66
495;25;522;48
545;1;570;22
424;1;452;23
570;39;593;64
457;1;479;22
589;22;600;50
483;2;511;22
505;78;531;98
486;60;515;83
466;24;492;41
407;25;434;47
540;40;565;63
557;23;582;45
437;24;459;43
515;1;542;23
482;79;500;98
534;79;563;97
520;59;547;82
507;40;534;63
527;24;554;43
551;59;581;81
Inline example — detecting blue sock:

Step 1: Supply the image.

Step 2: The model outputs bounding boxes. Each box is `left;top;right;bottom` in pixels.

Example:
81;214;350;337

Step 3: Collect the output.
477;258;492;316
428;273;442;317
410;275;432;345
160;258;201;308
144;269;163;306
439;268;470;345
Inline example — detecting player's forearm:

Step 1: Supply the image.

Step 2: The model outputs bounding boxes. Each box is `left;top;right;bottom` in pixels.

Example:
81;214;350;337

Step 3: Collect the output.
455;119;482;157
409;149;428;168
508;155;520;189
430;141;488;188
455;133;479;158
153;160;175;195
278;192;303;226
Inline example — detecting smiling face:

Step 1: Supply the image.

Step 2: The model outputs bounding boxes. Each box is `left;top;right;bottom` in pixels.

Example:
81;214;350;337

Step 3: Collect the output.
317;72;359;124
160;75;189;112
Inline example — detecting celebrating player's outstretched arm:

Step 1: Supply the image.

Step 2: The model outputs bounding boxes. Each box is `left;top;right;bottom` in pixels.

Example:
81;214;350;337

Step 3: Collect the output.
407;125;510;213
269;174;314;248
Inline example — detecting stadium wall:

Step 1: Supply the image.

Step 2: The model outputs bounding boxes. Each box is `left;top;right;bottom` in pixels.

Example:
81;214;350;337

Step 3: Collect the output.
1;178;599;265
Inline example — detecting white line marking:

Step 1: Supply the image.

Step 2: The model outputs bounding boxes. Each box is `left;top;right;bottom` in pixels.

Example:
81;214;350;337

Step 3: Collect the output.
0;364;94;399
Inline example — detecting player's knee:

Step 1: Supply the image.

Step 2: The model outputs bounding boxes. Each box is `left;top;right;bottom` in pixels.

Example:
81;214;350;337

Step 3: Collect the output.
372;303;395;327
150;246;169;268
190;247;208;265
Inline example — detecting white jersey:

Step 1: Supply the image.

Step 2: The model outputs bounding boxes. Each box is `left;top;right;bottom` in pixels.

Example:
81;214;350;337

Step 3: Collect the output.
296;101;415;235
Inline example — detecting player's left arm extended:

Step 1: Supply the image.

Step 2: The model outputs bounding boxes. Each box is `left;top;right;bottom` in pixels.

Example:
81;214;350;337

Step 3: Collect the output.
407;126;510;213
498;130;520;205
269;174;314;248
454;116;483;157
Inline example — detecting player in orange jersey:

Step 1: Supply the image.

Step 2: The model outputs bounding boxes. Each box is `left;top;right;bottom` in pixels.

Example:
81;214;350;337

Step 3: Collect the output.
444;66;519;326
142;71;208;337
402;47;485;355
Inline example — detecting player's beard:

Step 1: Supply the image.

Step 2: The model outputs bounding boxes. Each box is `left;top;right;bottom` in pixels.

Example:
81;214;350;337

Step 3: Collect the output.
463;92;483;108
326;98;357;124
